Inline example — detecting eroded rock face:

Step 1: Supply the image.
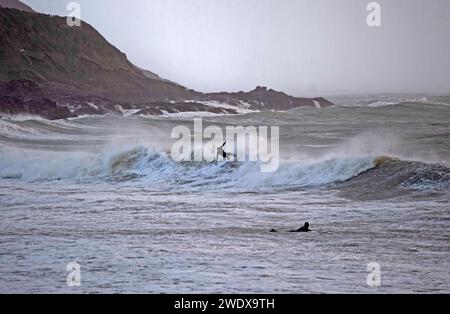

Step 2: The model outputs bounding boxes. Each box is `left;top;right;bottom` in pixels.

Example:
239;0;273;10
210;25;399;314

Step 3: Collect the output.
0;80;74;120
0;79;41;96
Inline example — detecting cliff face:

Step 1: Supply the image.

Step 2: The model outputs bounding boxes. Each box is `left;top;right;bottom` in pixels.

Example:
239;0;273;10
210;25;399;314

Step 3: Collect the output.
0;4;334;119
0;7;195;103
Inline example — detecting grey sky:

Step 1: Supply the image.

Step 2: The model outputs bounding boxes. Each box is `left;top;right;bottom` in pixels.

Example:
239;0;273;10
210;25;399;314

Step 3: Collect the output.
22;0;450;95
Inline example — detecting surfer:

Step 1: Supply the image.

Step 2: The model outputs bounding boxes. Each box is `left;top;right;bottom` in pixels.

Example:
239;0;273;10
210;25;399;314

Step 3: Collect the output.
269;222;311;233
289;222;311;233
216;141;234;161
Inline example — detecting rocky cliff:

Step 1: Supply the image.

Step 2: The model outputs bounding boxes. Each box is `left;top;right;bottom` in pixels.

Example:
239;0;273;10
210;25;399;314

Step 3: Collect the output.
0;3;334;119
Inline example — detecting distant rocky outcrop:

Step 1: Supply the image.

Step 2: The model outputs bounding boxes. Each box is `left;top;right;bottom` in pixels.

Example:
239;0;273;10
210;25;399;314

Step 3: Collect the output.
204;86;334;110
0;3;334;119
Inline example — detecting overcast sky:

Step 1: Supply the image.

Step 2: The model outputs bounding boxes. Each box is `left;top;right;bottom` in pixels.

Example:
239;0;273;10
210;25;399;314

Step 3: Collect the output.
22;0;450;96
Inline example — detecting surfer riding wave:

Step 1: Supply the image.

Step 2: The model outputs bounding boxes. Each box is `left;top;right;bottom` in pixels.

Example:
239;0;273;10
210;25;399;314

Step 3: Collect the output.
216;141;234;161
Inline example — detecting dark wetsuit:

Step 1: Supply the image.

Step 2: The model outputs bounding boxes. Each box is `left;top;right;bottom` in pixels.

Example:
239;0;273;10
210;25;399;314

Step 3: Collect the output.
290;222;311;232
217;142;232;160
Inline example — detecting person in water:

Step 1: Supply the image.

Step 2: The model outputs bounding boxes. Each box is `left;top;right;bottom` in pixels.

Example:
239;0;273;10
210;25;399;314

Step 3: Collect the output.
217;141;234;160
269;222;311;233
290;222;311;232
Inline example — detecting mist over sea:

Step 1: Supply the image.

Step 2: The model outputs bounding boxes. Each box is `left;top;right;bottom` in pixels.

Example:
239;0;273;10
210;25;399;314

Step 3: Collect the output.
0;95;449;293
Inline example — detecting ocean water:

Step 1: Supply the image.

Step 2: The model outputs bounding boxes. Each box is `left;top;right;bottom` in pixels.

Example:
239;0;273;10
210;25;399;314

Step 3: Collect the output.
0;97;449;293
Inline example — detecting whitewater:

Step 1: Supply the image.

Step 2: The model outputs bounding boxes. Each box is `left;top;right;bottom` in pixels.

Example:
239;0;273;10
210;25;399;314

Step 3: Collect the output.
0;97;449;293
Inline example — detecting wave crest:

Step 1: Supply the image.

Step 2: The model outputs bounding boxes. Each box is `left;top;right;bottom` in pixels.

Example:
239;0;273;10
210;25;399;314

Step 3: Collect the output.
1;143;448;196
0;145;384;187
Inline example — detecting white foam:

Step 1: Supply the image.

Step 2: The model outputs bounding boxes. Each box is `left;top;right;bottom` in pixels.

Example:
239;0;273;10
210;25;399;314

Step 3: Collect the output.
159;111;222;118
184;100;258;115
367;101;398;107
87;102;99;110
0;114;47;122
115;105;141;117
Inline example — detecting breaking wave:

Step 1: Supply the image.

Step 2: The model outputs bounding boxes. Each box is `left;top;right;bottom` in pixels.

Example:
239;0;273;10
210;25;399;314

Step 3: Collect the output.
1;144;448;195
335;158;450;199
364;98;450;108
